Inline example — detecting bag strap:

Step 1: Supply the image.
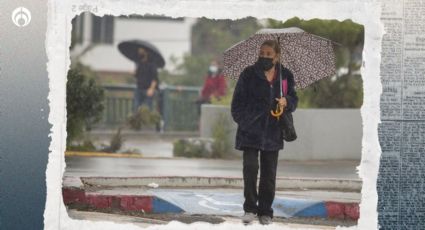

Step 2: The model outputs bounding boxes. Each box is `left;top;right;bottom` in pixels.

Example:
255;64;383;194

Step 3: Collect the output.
283;78;288;97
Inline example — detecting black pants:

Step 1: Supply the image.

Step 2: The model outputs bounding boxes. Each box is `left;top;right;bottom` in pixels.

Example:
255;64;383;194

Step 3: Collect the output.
243;148;279;218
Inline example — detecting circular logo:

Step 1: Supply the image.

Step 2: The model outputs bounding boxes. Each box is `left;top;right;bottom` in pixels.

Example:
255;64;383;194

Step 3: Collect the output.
12;7;31;27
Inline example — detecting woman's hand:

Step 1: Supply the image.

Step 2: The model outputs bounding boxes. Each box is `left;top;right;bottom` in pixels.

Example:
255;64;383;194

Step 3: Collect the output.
271;97;286;118
275;97;287;108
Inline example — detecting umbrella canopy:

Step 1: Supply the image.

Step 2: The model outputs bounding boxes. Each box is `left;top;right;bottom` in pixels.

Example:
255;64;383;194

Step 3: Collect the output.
118;39;165;68
223;27;336;89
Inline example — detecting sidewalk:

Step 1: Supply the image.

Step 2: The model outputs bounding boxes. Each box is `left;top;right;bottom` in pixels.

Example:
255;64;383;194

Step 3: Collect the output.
63;156;361;226
63;177;360;222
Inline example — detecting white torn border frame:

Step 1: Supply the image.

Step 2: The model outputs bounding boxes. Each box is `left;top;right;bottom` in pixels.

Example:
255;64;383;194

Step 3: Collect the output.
44;0;384;229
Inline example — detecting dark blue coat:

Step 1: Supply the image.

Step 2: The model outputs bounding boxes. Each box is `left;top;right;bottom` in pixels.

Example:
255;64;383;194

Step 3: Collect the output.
231;63;298;151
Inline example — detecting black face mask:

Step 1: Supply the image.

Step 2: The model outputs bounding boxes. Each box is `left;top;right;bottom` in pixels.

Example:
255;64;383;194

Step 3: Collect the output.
257;57;275;71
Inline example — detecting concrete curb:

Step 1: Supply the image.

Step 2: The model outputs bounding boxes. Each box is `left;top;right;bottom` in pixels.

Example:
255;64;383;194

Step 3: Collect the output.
63;176;360;220
62;187;359;220
63;187;184;214
65;151;144;158
81;176;362;192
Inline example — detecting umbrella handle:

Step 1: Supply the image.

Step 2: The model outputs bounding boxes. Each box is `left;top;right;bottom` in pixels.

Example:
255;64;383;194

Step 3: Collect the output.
270;104;284;120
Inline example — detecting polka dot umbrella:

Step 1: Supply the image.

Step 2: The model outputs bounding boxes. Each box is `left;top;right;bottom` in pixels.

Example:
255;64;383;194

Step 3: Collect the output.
223;27;337;89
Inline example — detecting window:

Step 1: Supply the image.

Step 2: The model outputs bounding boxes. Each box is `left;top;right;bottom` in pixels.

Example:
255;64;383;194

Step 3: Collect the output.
91;15;114;44
71;15;84;46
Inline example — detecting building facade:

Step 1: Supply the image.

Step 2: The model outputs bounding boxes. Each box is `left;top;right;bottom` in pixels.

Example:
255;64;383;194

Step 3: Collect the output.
71;13;196;83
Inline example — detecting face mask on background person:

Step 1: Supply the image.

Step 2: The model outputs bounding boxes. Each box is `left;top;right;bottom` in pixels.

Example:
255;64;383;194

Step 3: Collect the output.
257;57;275;71
209;65;218;75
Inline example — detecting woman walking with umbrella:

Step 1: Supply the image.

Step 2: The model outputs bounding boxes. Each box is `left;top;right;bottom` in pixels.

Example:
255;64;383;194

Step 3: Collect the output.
230;40;298;225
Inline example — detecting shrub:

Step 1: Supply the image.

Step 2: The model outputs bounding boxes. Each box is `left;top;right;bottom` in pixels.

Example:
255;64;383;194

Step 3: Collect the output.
67;139;97;152
173;138;212;158
106;128;123;153
211;113;231;158
127;105;161;130
66;68;104;147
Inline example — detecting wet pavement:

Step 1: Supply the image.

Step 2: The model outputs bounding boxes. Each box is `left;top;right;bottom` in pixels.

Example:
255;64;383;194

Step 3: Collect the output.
122;138;174;158
64;156;360;179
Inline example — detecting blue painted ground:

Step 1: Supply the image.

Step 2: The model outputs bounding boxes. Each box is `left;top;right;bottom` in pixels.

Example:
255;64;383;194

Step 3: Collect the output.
149;189;326;218
152;197;184;213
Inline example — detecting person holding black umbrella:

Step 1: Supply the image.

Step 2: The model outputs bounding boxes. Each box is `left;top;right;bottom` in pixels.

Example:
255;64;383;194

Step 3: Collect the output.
231;40;298;225
133;47;159;111
118;40;165;112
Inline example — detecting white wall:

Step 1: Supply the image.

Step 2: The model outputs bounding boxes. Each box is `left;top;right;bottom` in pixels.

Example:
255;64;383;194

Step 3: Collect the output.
74;14;196;72
200;105;362;161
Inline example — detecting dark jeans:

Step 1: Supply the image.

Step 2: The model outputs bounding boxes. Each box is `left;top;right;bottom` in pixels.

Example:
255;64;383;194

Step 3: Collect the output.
243;148;279;218
133;89;163;132
133;88;156;112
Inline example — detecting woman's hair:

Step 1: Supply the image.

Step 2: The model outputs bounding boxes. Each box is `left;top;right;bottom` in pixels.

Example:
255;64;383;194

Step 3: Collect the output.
261;40;281;54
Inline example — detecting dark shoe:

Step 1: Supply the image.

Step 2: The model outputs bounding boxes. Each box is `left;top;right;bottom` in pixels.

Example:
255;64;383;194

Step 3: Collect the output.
259;215;272;225
241;212;256;224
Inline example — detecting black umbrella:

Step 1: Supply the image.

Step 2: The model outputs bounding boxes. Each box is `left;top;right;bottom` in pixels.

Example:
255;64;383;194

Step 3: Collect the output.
118;39;165;68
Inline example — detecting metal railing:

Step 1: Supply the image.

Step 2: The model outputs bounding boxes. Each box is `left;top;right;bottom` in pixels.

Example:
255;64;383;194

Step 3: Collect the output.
99;84;201;131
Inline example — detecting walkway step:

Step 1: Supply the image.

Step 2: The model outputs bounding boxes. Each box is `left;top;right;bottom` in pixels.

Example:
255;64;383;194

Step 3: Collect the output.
81;176;362;192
